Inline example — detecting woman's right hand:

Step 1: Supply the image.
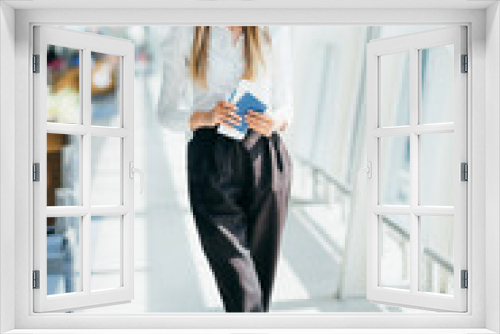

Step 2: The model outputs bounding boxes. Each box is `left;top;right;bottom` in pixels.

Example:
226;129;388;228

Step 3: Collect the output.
190;101;241;131
207;100;241;128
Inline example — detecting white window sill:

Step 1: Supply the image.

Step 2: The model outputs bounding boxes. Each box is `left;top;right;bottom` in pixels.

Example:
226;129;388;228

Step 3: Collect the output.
3;329;497;334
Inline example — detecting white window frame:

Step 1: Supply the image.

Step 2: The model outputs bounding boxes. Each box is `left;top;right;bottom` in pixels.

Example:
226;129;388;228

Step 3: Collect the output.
4;6;495;332
365;25;467;312
32;25;136;313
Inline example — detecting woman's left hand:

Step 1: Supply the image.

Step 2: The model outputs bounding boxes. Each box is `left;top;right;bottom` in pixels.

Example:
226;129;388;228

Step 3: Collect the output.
245;110;275;137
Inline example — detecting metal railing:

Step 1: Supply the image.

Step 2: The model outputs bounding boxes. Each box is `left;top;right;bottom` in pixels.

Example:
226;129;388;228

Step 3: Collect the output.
292;155;352;203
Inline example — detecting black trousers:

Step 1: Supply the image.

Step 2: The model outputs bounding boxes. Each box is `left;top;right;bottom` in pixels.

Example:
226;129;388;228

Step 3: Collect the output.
186;125;292;312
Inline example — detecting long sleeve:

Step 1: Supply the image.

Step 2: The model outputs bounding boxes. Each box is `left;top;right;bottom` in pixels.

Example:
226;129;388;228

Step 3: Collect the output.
156;26;195;141
269;26;294;134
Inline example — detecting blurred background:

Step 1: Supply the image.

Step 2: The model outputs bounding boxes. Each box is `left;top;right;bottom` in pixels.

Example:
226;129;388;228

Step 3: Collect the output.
45;24;454;313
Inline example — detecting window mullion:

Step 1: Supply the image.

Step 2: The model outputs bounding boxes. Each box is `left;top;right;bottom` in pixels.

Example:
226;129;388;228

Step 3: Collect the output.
410;46;419;295
46;123;128;137
45;205;129;217
82;47;91;295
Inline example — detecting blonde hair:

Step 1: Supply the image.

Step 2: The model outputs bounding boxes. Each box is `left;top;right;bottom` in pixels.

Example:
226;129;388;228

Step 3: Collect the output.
189;26;272;89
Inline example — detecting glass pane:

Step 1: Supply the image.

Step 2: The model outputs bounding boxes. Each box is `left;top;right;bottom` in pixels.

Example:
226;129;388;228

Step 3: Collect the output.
47;45;80;124
91;52;121;127
379;51;410;127
380;136;410;205
379;215;410;290
420;216;454;295
47;133;80;206
420;132;454;206
420;44;454;124
91;216;122;291
91;136;121;206
47;216;81;295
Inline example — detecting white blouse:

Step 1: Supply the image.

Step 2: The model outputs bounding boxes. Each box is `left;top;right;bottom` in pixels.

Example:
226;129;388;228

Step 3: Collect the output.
156;25;294;142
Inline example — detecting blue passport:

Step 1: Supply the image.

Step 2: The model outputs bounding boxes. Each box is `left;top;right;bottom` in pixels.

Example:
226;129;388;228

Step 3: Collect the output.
224;89;267;134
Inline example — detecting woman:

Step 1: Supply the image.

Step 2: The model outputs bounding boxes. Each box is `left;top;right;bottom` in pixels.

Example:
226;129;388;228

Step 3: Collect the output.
157;25;294;312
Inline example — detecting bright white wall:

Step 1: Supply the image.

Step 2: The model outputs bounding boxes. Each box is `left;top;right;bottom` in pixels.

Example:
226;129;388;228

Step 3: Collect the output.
0;2;16;333
485;2;500;333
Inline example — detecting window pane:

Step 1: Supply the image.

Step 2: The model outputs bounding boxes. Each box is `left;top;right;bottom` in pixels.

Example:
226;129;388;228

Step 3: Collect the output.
91;52;121;127
91;136;121;206
47;216;81;295
379;215;410;290
420;44;454;124
420;216;454;295
47;133;80;206
420;132;454;206
47;45;80;124
380;136;410;205
91;216;122;291
379;51;410;127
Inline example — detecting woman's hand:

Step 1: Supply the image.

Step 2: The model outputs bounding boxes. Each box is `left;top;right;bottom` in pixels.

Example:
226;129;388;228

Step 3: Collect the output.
209;101;241;128
245;110;276;137
189;101;241;130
